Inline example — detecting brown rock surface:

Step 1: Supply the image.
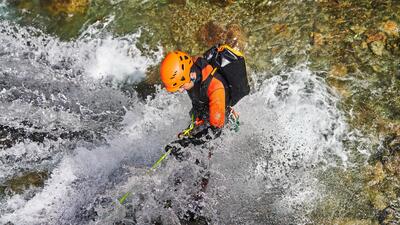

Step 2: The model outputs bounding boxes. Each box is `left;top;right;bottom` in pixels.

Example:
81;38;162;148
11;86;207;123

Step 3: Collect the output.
197;21;226;47
381;21;399;37
41;0;89;14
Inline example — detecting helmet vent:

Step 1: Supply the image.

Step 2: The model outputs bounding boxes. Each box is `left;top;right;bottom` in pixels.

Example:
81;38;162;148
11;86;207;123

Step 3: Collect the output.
184;56;189;60
173;83;177;86
181;64;184;71
170;70;177;79
180;76;185;81
179;56;183;61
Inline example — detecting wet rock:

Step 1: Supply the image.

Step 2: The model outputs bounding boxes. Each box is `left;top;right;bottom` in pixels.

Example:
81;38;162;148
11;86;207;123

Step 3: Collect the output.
209;0;235;6
379;202;400;224
197;21;247;52
1;171;48;195
272;23;288;34
311;32;324;46
367;32;387;44
370;190;389;210
383;153;400;177
197;21;226;47
168;0;187;5
369;41;385;56
0;124;104;149
333;219;377;225
329;64;348;77
40;0;89;14
381;21;399;37
367;162;385;186
350;25;367;35
327;78;351;98
389;137;400;152
225;23;247;52
361;41;368;49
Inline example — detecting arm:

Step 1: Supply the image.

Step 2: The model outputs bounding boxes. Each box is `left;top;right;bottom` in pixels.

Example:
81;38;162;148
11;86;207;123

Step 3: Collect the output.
166;79;226;158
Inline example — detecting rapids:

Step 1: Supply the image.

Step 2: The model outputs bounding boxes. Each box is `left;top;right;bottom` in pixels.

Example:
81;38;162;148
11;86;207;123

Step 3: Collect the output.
0;18;351;224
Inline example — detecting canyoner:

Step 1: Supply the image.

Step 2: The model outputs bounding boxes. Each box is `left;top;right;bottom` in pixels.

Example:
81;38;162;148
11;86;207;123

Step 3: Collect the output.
160;45;250;160
119;44;250;205
160;44;250;160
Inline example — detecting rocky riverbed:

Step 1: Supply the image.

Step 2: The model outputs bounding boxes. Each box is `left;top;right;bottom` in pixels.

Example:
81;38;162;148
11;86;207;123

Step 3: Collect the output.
1;0;399;224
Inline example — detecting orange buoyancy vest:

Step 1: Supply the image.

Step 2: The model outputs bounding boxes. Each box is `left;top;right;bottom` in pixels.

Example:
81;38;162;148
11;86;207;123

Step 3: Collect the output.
188;57;230;128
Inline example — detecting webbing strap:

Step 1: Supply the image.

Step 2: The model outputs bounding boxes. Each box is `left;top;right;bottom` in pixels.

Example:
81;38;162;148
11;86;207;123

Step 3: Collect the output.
210;67;218;76
217;44;244;57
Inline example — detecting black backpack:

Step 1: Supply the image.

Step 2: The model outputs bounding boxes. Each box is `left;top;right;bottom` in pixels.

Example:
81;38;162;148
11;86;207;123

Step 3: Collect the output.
203;44;250;106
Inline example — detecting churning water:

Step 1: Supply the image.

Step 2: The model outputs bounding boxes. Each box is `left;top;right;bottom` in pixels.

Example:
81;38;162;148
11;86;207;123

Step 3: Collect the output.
0;19;349;225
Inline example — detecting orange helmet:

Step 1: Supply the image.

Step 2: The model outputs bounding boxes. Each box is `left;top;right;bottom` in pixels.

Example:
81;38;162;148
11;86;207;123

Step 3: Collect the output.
160;51;193;92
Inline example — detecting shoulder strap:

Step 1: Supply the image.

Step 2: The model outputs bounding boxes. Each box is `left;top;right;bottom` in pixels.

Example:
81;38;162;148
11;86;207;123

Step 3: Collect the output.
217;44;244;58
210;67;218;76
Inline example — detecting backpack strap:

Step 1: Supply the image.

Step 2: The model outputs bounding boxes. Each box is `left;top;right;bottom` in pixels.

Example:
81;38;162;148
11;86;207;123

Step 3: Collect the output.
210;67;218;76
217;44;244;58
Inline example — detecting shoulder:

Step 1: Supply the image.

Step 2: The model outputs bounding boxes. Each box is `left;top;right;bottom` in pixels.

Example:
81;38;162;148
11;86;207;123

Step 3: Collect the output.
193;56;208;68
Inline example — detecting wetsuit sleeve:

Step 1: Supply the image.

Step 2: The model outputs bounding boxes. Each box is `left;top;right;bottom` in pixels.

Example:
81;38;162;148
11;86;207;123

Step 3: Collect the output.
207;78;226;128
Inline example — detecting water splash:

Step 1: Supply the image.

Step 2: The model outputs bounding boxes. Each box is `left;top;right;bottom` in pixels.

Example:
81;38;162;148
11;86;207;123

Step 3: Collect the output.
0;20;161;208
0;19;349;225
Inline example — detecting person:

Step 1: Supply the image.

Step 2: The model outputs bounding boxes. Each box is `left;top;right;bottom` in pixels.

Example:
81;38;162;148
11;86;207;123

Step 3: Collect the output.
159;45;248;160
158;46;249;223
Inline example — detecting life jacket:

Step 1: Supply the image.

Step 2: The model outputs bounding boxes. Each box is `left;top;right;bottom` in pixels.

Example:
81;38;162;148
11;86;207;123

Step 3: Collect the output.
203;44;249;106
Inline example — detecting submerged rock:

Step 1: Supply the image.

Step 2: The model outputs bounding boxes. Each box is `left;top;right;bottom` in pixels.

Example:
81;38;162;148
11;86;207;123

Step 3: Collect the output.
168;0;187;5
369;41;385;56
329;64;348;77
367;32;387;44
40;0;89;15
379;201;400;224
197;21;226;47
1;171;48;195
381;21;399;37
311;32;324;46
197;21;246;52
350;25;367;35
225;23;247;52
272;23;288;34
209;0;236;6
322;219;377;225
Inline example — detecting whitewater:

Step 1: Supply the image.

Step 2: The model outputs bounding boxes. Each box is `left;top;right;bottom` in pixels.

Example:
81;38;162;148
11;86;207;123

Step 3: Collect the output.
0;20;349;225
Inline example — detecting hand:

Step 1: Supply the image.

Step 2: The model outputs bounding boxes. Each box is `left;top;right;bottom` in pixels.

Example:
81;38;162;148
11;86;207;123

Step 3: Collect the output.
165;144;184;161
178;123;195;139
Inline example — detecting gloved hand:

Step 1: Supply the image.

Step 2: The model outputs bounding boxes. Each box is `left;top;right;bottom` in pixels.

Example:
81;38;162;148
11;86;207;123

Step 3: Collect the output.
177;124;194;139
178;118;205;139
228;107;240;132
165;144;184;161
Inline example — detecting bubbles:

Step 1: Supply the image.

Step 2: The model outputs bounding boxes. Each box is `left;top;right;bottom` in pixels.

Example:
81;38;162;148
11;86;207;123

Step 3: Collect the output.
0;18;349;225
203;67;347;223
0;19;162;224
85;37;147;81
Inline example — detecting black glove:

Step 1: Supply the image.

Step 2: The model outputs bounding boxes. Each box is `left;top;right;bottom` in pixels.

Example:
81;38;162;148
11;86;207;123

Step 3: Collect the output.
165;144;184;161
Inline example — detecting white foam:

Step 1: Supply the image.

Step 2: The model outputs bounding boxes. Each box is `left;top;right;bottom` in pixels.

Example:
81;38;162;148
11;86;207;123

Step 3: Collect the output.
0;19;162;84
0;20;350;224
85;37;150;82
0;90;191;224
203;66;348;224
